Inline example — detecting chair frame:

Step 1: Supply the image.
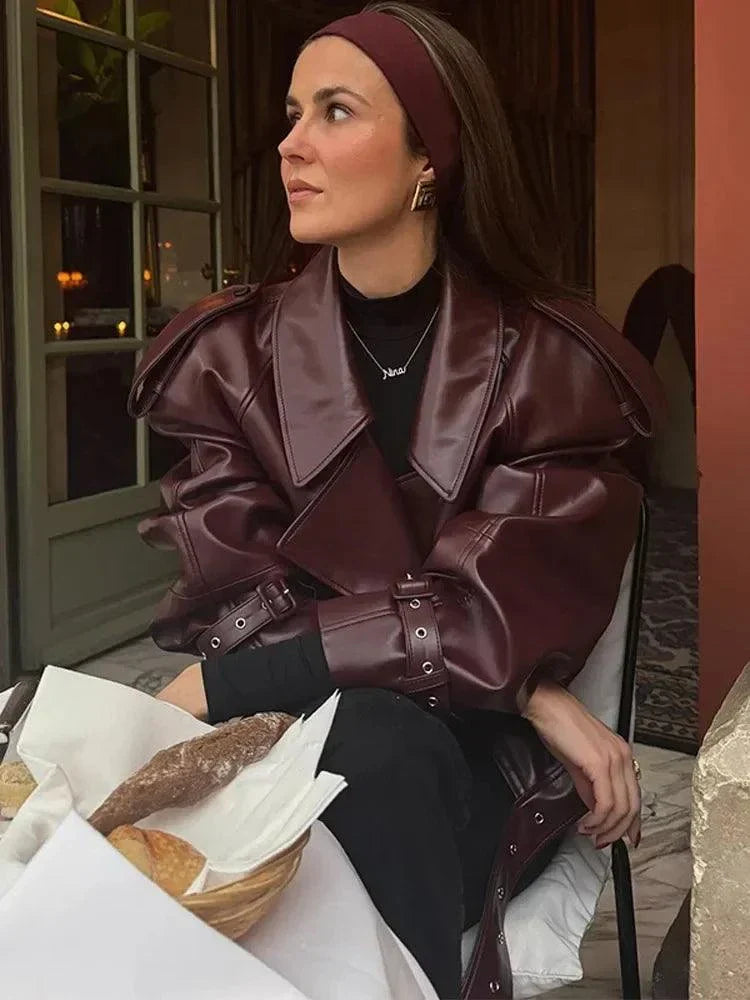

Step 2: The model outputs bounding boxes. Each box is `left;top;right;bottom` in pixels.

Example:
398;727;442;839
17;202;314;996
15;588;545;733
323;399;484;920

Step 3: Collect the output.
612;499;650;1000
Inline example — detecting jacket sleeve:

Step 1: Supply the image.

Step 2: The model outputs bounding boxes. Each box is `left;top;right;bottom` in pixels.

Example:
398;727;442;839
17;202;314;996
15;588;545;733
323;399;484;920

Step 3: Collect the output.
139;417;316;656
130;288;320;658
316;454;642;715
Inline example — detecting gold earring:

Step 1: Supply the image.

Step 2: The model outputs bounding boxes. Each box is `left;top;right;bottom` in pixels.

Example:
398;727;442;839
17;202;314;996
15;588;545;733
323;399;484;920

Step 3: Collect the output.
410;178;438;212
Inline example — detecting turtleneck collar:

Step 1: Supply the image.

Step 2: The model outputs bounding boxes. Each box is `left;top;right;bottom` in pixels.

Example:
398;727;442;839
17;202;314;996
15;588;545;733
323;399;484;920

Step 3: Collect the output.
338;260;442;341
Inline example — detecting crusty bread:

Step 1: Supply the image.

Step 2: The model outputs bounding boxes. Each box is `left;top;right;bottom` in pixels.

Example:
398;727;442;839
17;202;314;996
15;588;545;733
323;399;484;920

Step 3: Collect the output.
0;760;37;819
88;712;295;835
108;825;206;897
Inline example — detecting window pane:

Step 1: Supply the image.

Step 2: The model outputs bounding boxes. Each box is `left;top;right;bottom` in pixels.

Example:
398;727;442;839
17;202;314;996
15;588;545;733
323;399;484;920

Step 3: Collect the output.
38;27;129;187
137;1;210;63
37;3;125;34
149;427;187;483
144;207;213;337
42;193;134;341
47;353;137;504
140;59;211;199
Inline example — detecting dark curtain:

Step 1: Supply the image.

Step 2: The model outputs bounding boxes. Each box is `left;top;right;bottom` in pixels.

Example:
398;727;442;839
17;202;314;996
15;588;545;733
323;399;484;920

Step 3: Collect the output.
228;0;594;287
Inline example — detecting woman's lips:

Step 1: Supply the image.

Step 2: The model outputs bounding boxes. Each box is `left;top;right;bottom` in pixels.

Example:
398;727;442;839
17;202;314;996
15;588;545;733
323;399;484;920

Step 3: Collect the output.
288;188;321;204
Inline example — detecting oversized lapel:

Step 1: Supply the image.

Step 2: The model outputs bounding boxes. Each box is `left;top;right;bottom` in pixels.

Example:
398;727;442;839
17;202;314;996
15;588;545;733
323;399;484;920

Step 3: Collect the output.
273;246;505;500
408;260;504;501
273;247;372;487
272;247;505;592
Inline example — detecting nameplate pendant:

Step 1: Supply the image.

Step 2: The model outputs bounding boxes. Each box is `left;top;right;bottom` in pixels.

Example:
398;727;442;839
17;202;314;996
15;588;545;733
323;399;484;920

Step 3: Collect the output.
383;366;407;379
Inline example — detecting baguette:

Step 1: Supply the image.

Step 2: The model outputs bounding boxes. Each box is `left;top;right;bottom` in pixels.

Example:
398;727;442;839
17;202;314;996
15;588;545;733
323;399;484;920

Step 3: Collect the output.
88;712;294;835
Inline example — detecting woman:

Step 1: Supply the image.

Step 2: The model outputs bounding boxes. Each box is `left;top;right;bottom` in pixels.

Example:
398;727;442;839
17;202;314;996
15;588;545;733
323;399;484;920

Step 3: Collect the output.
129;5;663;998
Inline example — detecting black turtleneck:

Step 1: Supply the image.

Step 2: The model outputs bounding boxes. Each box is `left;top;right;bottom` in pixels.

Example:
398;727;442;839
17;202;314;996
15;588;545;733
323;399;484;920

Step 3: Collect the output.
341;265;441;476
201;264;441;723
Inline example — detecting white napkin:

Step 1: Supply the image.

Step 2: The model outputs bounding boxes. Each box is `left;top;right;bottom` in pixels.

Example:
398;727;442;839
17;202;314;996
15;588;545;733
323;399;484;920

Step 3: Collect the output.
0;810;309;999
0;666;346;894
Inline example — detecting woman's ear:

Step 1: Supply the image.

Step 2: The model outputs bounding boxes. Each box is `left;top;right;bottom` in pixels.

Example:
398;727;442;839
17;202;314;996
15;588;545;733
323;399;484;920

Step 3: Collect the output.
418;162;436;185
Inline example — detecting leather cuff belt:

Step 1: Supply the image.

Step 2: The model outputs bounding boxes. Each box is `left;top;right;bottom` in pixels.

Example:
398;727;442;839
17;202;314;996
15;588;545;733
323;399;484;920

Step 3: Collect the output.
391;576;449;713
195;578;297;658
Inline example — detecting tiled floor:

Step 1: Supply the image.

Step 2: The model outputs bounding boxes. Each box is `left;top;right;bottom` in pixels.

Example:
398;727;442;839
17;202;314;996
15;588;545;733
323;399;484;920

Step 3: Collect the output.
80;637;695;1000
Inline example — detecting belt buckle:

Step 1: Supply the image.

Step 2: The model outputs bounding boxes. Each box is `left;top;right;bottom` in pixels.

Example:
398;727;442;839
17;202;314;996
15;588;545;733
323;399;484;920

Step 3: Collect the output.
257;579;296;620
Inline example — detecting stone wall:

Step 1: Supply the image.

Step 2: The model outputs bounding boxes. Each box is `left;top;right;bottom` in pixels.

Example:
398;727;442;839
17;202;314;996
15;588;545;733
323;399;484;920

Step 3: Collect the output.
691;662;750;997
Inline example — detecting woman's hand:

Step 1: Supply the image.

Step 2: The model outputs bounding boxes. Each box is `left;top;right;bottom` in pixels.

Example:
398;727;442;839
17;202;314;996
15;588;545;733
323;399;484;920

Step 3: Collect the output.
156;662;209;720
523;680;641;849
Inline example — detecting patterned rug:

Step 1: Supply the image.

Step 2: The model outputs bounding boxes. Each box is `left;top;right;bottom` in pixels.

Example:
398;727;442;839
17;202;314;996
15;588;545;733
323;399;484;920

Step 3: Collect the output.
130;489;700;756
634;488;699;755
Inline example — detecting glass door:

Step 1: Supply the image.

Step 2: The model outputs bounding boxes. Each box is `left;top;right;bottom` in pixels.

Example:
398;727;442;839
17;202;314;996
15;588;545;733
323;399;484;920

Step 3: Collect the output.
6;0;231;670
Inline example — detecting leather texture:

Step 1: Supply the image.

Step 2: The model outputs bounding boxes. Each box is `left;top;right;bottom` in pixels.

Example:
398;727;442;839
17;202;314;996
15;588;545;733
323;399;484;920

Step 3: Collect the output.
128;246;663;997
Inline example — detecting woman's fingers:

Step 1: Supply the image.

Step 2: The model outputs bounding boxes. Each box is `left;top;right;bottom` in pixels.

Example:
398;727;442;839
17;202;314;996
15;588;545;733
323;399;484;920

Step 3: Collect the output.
592;742;632;843
581;755;616;833
587;740;642;849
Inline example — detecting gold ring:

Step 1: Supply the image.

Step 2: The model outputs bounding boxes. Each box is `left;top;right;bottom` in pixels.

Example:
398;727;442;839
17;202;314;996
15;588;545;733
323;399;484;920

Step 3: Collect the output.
632;758;642;781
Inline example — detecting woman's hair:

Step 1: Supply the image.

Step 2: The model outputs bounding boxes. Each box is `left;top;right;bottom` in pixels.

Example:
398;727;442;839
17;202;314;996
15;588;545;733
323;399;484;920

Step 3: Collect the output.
348;2;579;300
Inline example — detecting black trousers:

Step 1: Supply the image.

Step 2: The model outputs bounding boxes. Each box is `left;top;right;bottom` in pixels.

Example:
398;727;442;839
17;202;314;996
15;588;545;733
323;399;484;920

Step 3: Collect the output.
308;689;560;1000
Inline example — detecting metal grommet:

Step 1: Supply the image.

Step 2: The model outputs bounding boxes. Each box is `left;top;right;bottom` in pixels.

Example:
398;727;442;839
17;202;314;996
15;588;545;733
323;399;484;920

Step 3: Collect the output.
497;931;505;944
489;981;501;995
497;886;505;900
235;618;246;630
409;598;421;609
534;811;544;825
210;637;221;650
422;661;434;674
415;626;427;639
509;843;518;855
426;696;439;709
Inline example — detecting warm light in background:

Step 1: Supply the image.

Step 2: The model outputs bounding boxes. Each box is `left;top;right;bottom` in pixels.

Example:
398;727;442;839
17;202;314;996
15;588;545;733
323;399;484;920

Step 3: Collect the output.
116;321;128;337
52;321;72;340
56;270;87;290
143;269;152;282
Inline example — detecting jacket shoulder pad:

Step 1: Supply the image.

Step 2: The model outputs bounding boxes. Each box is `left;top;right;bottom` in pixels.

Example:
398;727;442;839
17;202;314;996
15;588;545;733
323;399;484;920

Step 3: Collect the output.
530;296;666;436
127;282;283;418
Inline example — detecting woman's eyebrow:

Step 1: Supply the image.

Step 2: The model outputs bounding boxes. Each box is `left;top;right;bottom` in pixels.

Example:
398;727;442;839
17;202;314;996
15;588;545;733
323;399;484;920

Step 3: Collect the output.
285;86;371;109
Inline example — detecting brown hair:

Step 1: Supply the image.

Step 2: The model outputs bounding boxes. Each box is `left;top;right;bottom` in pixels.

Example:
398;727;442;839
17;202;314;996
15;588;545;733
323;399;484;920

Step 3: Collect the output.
353;1;579;300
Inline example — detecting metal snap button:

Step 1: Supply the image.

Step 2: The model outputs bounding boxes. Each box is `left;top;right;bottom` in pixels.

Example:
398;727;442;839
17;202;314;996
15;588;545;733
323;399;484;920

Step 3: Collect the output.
489;981;500;994
235;618;246;630
534;811;544;825
422;661;434;674
497;931;504;944
415;626;427;639
426;696;439;709
409;598;421;609
210;637;221;650
509;843;518;855
497;886;505;900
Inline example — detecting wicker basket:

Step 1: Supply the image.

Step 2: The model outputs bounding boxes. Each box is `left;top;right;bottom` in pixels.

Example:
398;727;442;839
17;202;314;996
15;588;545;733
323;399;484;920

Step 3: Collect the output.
179;829;310;940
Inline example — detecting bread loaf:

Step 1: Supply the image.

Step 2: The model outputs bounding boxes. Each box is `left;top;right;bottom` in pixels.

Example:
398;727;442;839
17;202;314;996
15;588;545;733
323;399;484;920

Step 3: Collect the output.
88;712;294;835
108;825;206;897
0;761;37;819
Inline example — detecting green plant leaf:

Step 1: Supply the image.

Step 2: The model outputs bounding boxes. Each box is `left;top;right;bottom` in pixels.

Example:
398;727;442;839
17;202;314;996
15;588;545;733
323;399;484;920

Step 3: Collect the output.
42;0;84;21
105;0;122;35
56;32;99;85
137;11;172;41
77;39;98;82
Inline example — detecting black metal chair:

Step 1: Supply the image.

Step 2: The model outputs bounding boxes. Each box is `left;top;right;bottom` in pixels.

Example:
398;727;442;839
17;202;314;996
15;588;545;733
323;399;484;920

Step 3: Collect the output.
611;499;651;999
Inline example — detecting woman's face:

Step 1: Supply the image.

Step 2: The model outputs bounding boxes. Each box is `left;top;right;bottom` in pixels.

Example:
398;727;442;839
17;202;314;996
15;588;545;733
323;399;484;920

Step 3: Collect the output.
278;36;430;246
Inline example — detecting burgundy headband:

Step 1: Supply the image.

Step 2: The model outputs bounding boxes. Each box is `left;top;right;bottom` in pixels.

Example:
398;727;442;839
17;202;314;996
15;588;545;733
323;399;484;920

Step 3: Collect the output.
310;11;461;199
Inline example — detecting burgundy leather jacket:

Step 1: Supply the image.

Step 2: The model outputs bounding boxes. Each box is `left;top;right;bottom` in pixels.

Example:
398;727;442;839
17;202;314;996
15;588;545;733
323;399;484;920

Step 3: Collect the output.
128;247;663;998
